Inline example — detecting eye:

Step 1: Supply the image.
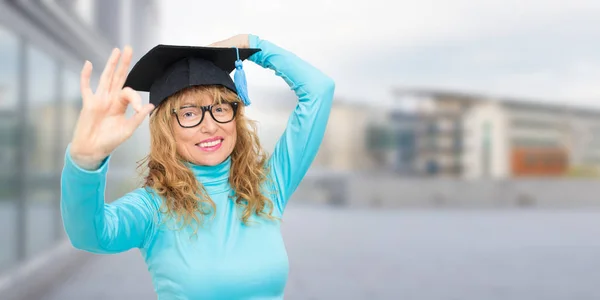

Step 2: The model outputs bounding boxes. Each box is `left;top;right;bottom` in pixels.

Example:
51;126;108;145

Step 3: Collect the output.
179;107;200;119
213;104;230;113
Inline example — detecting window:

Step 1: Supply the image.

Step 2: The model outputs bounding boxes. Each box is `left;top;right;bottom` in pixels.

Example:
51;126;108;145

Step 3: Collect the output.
0;25;20;271
24;45;59;258
366;124;396;150
511;137;559;147
62;69;80;151
426;160;439;175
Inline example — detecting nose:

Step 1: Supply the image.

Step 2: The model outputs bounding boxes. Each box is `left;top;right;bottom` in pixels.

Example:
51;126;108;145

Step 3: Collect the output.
199;112;218;134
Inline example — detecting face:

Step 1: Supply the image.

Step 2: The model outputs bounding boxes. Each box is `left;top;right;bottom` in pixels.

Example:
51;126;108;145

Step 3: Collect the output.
171;90;237;166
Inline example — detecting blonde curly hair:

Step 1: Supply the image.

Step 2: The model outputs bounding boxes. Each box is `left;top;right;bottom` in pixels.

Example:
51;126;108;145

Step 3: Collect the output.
137;85;278;234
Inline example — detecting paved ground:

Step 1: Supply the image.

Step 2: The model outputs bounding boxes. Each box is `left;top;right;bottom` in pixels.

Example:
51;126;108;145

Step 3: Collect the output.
39;206;600;300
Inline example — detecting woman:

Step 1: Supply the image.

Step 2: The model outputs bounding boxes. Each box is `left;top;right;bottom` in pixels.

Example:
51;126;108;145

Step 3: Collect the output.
61;33;335;299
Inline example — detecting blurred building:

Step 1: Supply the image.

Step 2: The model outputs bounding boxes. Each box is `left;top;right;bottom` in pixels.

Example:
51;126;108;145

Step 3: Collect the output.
312;100;377;172
245;88;379;173
258;87;600;180
386;88;600;179
0;0;158;276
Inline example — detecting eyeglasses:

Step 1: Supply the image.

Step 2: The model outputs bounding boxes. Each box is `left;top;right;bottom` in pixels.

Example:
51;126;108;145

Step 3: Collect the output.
172;102;238;128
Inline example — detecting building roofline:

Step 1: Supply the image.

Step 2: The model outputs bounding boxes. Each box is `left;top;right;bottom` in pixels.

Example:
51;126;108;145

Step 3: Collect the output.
7;0;113;66
392;86;600;117
391;87;489;104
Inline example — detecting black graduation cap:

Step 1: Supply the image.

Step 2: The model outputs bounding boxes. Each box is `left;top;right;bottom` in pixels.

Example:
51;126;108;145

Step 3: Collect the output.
124;45;261;108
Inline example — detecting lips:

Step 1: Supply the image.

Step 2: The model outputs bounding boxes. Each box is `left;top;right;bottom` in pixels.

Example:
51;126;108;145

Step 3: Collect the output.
197;139;222;148
195;137;224;151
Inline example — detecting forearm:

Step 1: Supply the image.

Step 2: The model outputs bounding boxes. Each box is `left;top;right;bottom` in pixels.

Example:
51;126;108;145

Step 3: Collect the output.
61;145;112;253
60;145;154;253
250;35;336;210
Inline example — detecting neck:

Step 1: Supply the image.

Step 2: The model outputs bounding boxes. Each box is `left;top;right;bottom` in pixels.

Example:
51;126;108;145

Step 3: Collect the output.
185;156;232;194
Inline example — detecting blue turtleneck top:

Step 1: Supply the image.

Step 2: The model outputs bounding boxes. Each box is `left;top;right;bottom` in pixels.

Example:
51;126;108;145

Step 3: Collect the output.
60;34;335;299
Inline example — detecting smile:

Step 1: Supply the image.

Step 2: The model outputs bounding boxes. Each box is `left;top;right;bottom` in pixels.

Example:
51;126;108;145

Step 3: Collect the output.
195;139;224;152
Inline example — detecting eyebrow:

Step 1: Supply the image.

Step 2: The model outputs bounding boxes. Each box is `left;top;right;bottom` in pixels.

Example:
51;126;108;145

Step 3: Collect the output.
185;97;229;106
179;104;198;109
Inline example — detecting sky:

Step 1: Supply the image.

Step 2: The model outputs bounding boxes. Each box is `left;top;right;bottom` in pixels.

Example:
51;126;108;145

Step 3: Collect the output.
157;0;600;108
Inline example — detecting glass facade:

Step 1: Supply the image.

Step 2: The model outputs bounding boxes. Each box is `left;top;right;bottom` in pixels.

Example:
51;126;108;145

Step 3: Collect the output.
0;0;158;278
0;25;89;272
25;45;60;258
62;69;81;152
0;25;20;271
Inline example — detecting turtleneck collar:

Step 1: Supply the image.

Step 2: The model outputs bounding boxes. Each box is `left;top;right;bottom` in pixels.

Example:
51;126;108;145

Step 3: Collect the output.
185;156;232;194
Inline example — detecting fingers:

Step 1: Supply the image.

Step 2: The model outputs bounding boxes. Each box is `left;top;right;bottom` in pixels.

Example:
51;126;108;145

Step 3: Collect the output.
208;34;249;48
110;46;133;93
119;87;143;113
80;61;94;102
208;40;226;47
117;87;153;133
127;103;155;130
96;48;121;96
208;37;232;48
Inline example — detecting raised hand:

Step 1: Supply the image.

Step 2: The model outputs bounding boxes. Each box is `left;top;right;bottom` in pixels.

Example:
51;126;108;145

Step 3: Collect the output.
208;34;250;48
69;47;155;170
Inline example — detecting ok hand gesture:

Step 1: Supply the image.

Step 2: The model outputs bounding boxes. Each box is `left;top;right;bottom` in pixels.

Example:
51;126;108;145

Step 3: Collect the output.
70;47;154;170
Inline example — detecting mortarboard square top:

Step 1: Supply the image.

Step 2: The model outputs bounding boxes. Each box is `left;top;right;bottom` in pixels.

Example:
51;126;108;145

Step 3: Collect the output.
124;45;261;108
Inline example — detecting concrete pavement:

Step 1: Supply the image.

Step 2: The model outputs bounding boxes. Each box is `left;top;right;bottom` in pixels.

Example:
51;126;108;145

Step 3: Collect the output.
24;206;600;299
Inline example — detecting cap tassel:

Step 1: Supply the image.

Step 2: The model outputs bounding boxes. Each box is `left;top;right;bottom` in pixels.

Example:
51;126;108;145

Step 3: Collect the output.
233;47;251;106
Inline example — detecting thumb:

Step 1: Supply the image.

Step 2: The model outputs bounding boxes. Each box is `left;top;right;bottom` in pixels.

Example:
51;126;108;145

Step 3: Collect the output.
127;103;155;130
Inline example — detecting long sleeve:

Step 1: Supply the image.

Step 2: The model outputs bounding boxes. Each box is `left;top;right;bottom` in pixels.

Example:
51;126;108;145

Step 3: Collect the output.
249;35;335;213
60;145;158;254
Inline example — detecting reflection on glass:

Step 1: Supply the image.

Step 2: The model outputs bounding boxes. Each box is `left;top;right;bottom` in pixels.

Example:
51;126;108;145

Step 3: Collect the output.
62;69;80;151
27;46;58;173
25;45;58;258
0;26;20;271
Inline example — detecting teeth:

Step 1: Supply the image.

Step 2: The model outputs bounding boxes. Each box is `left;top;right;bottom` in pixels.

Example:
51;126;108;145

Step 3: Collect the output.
199;140;222;148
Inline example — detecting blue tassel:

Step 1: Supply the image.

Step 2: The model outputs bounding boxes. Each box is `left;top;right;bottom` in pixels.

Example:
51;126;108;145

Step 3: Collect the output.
233;47;251;106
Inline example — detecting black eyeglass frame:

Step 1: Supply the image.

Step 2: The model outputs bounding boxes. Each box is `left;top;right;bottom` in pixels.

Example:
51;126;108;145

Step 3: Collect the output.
171;101;239;128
